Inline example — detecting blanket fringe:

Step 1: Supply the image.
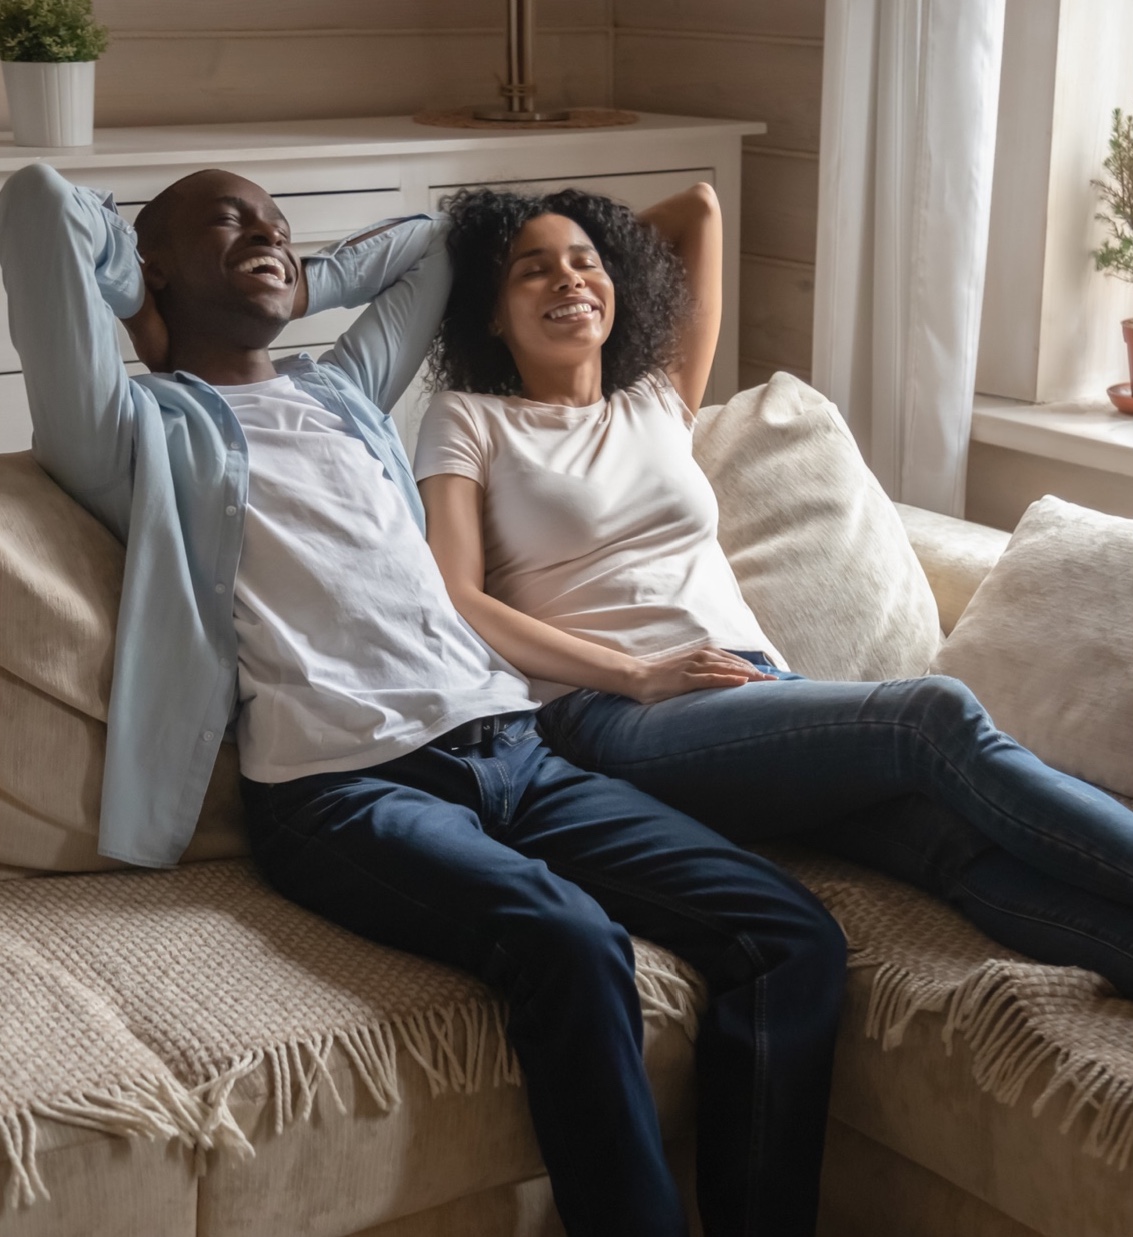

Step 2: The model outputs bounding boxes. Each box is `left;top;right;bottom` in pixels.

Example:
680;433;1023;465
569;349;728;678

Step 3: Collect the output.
393;998;513;1098
2;1072;208;1208
1;1109;45;1209
636;959;705;1040
853;950;1133;1170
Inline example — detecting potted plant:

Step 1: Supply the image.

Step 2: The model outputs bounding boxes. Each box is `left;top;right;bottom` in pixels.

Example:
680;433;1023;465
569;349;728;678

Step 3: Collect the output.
0;0;107;147
1092;107;1133;413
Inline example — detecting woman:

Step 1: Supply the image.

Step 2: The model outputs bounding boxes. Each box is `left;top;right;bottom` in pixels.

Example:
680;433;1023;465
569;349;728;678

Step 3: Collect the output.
414;182;1133;997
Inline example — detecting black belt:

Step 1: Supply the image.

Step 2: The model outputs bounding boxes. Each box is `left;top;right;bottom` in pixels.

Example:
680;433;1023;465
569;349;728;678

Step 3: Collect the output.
432;711;530;752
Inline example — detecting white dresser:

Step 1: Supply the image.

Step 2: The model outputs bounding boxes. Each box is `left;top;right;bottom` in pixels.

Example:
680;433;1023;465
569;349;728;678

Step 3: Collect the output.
0;113;764;454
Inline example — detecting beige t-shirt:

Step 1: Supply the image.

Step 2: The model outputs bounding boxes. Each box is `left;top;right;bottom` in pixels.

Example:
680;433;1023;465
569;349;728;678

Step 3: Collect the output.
415;372;786;703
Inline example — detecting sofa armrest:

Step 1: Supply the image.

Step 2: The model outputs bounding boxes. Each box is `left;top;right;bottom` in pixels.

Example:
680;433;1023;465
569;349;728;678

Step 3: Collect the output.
895;504;1010;636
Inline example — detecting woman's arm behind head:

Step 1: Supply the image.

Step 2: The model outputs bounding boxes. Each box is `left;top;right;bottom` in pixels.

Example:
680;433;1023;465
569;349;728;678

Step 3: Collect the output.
636;182;723;413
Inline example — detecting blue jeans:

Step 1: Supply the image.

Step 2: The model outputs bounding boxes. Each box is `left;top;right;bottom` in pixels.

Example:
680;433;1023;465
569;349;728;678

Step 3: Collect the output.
241;715;845;1237
537;663;1133;998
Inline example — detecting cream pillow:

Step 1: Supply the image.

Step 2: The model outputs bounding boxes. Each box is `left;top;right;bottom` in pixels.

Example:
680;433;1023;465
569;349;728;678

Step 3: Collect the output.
932;495;1133;799
693;373;941;681
0;452;248;871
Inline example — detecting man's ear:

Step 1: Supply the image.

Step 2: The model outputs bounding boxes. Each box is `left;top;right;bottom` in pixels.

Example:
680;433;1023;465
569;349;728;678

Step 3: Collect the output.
140;254;168;293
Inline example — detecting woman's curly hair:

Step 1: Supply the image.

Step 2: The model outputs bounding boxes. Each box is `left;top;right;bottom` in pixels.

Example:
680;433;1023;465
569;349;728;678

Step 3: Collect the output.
428;186;691;398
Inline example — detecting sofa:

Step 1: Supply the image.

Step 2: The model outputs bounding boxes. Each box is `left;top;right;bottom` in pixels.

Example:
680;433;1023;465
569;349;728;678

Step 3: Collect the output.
2;372;1132;1237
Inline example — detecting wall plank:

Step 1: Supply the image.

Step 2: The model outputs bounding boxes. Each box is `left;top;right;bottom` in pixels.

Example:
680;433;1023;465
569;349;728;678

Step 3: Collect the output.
966;442;1133;529
70;31;610;129
738;360;812;392
615;0;825;41
95;0;610;33
740;255;815;375
741;149;818;265
613;32;822;153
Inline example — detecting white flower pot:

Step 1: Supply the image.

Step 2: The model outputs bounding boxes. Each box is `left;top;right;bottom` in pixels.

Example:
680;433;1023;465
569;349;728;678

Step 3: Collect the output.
2;60;95;147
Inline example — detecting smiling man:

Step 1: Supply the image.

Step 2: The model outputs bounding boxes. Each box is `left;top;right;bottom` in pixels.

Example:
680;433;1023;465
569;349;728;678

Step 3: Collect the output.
0;162;845;1237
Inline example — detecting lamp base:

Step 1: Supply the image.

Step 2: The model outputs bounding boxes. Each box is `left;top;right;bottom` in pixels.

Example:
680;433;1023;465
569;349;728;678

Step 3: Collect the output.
414;107;639;131
471;107;571;122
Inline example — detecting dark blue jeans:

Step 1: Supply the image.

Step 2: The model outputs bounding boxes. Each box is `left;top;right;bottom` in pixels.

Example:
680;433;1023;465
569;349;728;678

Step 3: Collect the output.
537;662;1133;997
241;716;845;1237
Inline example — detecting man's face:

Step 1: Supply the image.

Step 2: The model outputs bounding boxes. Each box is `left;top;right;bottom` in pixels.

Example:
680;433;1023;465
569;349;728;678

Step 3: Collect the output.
143;170;301;336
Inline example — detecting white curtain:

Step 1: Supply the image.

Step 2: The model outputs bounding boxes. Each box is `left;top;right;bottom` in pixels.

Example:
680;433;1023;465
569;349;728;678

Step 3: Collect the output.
812;0;1005;516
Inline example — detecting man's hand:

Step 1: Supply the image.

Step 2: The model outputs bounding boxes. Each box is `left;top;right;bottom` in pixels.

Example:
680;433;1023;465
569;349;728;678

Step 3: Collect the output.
623;646;776;705
123;283;170;373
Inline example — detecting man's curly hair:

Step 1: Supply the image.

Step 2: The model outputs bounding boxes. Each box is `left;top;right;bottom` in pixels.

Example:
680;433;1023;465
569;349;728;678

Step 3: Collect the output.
428;186;691;398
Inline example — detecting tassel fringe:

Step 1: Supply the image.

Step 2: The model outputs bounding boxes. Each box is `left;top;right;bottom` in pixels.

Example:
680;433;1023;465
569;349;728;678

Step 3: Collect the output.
850;945;1133;1170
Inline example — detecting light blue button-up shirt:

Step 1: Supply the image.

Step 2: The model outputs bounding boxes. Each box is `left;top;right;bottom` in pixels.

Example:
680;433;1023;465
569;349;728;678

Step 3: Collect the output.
0;162;455;867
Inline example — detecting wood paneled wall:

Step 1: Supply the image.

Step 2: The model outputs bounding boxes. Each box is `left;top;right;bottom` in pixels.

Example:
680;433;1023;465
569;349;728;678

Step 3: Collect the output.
12;1;613;127
613;2;823;388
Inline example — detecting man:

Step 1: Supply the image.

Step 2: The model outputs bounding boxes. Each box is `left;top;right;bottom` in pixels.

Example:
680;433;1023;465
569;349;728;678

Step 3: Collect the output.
0;162;844;1237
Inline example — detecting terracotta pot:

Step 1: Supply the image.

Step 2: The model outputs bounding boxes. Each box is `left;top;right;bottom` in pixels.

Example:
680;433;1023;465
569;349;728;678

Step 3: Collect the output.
1111;318;1133;413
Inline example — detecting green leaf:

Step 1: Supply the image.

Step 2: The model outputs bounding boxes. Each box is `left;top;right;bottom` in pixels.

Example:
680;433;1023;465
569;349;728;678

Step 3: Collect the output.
0;0;108;63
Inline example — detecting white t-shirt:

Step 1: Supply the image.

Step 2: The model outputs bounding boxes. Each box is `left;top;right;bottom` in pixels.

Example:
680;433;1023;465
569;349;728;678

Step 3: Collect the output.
415;372;786;703
220;375;537;782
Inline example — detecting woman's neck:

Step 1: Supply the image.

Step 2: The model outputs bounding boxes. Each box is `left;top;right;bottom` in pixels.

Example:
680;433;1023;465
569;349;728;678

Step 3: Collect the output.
515;357;604;407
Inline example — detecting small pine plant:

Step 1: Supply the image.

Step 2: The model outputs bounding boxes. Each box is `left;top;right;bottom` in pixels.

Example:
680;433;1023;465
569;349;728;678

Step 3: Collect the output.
1093;108;1133;283
0;0;108;63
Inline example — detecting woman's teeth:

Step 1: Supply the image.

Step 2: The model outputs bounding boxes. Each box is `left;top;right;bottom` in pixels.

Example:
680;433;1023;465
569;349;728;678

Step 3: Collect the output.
548;303;595;320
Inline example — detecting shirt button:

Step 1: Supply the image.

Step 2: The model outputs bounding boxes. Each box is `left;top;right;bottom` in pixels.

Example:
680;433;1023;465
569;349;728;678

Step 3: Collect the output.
219;657;232;670
215;583;226;594
202;731;215;742
229;441;240;451
225;504;237;516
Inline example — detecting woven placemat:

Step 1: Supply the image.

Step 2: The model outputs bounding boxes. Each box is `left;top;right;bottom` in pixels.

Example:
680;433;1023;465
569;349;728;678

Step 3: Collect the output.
413;107;639;132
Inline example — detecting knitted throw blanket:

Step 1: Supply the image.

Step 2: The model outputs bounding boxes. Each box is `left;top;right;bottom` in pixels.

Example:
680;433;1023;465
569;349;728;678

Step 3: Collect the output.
4;851;1133;1210
0;859;704;1209
775;847;1133;1172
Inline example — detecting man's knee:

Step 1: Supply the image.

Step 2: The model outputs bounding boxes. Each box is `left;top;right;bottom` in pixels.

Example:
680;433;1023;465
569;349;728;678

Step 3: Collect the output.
791;894;847;989
500;882;637;1001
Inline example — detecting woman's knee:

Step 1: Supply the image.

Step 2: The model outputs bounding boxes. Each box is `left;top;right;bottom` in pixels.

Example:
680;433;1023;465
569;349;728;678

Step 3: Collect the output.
889;674;991;738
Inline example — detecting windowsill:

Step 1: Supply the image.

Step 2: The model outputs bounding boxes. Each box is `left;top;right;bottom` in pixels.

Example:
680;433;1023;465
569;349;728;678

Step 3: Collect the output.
971;394;1133;479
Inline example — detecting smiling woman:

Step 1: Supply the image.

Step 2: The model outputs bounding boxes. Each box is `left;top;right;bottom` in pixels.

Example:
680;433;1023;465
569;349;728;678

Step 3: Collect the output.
413;179;1133;1013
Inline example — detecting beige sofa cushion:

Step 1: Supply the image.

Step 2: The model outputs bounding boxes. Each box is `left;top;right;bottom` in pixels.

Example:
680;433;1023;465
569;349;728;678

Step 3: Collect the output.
0;452;247;871
932;495;1133;799
895;503;1010;636
694;373;941;680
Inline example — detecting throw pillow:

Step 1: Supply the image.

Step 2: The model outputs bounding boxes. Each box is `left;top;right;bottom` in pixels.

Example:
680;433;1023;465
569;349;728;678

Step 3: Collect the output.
932;495;1133;799
0;452;248;871
693;372;942;681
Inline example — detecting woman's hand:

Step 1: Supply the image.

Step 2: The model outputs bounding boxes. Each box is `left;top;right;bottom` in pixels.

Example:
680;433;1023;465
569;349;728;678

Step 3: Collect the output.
122;283;169;373
622;646;776;705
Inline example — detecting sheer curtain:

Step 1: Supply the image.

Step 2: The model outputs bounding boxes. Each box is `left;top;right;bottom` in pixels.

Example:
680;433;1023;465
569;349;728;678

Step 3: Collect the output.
812;0;1005;516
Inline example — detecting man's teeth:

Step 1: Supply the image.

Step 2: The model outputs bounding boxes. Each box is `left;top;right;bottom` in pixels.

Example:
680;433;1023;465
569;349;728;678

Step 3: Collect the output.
235;256;287;281
548;303;595;320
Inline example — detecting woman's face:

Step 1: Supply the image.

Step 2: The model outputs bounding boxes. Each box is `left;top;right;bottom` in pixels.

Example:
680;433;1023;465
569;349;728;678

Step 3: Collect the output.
493;213;615;372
